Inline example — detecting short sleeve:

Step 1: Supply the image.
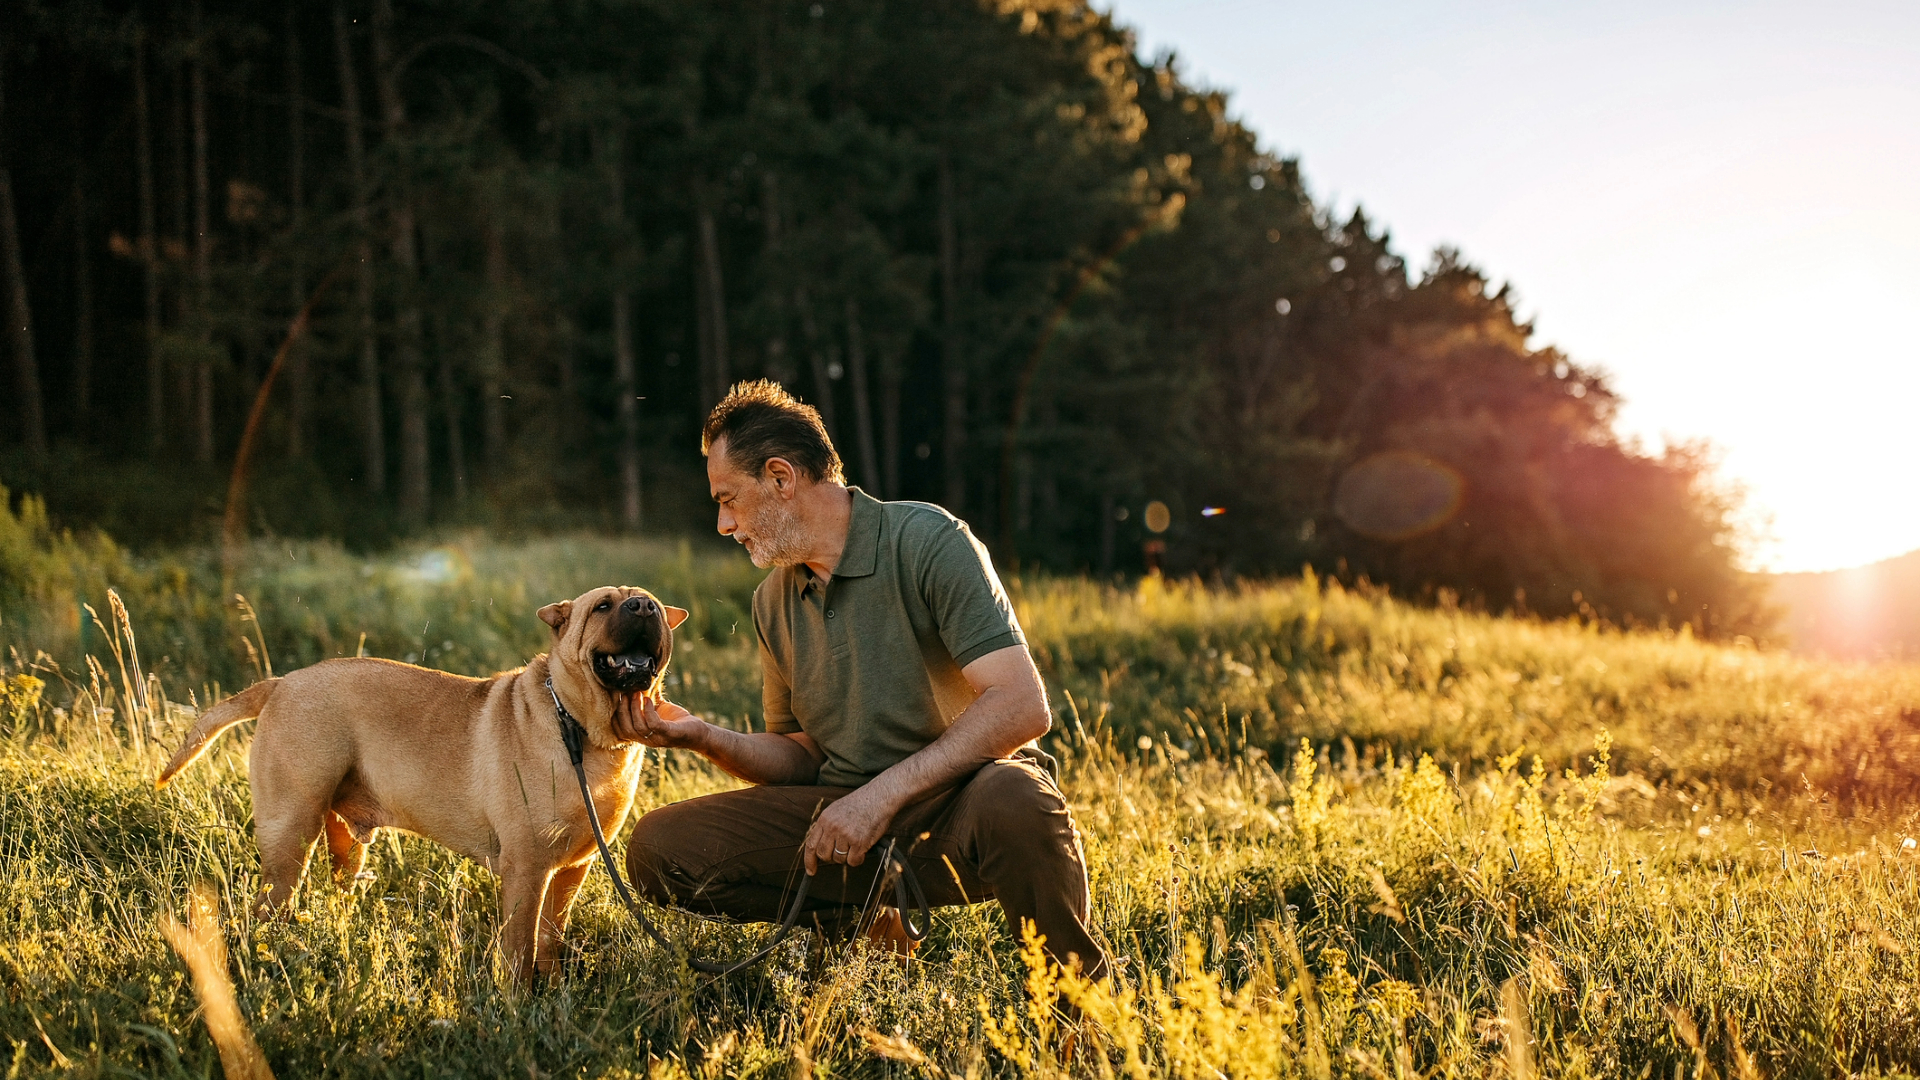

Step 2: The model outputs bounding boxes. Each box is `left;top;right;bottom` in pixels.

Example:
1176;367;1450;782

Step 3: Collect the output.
759;634;798;734
915;515;1025;669
753;583;799;735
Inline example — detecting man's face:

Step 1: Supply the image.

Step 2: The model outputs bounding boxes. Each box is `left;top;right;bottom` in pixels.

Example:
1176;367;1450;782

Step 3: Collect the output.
708;438;806;568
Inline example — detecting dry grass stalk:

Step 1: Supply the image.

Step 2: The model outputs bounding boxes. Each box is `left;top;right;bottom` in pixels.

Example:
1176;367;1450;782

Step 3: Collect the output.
856;1027;955;1078
159;882;274;1080
1500;977;1532;1080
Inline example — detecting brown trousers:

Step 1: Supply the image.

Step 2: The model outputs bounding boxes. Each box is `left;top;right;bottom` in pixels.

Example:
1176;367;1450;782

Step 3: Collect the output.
625;756;1108;979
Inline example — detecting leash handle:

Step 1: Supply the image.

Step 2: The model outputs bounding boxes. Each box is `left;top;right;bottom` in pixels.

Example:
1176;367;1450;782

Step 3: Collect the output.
880;839;934;942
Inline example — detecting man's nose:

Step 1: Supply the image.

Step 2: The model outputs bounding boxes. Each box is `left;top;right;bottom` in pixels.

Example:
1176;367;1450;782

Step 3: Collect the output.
716;507;734;534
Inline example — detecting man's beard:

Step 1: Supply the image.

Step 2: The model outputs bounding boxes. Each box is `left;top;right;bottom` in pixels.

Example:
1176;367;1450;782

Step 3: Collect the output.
743;495;807;568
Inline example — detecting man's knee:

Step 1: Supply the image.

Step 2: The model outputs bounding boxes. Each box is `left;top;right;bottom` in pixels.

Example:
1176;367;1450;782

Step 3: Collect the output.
963;759;1072;839
623;805;696;905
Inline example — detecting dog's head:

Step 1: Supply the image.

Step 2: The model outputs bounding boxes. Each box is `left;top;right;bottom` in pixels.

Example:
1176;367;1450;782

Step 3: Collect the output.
538;587;689;704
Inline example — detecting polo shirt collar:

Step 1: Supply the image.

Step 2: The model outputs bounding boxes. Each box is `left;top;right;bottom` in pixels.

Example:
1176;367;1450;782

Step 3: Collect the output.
833;487;883;579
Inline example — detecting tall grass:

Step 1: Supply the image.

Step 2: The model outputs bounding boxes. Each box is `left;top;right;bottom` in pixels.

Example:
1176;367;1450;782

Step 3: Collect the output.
10;528;1920;804
4;531;1920;1076
3;526;769;731
1017;572;1920;807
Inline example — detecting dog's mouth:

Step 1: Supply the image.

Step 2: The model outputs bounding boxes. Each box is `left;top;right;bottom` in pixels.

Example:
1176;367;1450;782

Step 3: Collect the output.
593;649;663;694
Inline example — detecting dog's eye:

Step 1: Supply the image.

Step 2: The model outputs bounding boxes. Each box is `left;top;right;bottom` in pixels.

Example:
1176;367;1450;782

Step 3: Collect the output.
594;600;611;612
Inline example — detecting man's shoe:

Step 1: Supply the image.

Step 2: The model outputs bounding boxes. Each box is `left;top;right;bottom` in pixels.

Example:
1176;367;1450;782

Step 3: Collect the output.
863;906;918;961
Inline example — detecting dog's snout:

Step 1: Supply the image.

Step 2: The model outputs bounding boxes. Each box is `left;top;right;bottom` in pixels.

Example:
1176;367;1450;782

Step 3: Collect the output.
593;592;668;694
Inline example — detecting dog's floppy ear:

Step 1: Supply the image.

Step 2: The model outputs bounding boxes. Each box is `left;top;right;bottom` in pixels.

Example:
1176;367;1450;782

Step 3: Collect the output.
663;605;691;630
537;600;572;634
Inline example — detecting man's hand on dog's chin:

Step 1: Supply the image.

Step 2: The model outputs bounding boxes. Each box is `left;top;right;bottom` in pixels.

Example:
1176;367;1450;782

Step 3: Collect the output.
611;693;709;751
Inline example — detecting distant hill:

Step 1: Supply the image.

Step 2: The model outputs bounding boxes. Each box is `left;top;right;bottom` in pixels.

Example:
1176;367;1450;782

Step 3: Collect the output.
1768;547;1920;659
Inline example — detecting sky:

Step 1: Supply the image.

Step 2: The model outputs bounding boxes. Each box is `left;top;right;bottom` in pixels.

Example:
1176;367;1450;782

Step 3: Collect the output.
1107;0;1920;573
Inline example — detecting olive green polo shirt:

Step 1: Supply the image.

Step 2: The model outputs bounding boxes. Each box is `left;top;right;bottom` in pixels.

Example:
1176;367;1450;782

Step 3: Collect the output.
754;487;1026;788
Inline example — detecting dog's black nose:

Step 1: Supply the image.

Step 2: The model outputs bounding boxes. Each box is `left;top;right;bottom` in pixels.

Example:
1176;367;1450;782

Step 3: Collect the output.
623;595;655;617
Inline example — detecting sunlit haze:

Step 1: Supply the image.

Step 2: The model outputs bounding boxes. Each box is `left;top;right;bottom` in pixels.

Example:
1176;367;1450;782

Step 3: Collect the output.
1110;0;1920;572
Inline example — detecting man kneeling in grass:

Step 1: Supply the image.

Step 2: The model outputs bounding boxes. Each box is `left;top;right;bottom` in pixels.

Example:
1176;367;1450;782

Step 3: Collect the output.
613;379;1108;980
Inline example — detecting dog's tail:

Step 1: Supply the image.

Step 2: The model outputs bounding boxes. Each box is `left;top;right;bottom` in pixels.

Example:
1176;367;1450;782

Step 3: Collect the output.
156;678;281;788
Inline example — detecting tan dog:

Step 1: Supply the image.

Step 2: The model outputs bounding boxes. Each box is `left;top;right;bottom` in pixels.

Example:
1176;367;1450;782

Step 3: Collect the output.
156;586;688;982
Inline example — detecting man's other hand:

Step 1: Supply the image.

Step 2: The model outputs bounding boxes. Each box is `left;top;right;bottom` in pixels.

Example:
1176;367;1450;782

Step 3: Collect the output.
802;785;895;874
612;694;708;751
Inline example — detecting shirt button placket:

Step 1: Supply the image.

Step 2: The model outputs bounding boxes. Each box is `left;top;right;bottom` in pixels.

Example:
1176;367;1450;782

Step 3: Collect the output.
823;583;847;649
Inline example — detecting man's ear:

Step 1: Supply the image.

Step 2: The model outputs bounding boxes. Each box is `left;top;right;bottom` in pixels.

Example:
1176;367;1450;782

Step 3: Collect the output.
663;605;691;630
537;600;572;634
763;455;798;496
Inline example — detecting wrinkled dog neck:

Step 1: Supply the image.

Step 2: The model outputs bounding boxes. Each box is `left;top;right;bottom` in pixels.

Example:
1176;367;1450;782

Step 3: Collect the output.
540;656;622;749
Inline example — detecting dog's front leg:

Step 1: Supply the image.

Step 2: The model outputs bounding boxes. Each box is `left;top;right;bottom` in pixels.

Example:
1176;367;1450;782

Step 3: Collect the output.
497;860;553;985
535;862;591;974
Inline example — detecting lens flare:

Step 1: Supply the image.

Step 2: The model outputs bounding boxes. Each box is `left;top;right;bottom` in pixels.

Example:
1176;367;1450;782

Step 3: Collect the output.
1332;451;1464;541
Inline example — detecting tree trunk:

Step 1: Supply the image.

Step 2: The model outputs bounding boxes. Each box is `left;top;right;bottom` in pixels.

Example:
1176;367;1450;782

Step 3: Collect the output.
938;149;965;512
611;288;641;530
169;36;192;435
1038;396;1060;531
371;0;430;525
1099;492;1116;575
794;285;835;439
284;7;310;459
844;297;880;491
1015;453;1032;534
0;170;43;464
134;30;164;451
694;197;729;413
433;312;467;507
692;229;712;410
190;0;214;464
390;229;430;521
72;174;94;426
555;313;577;417
880;348;901;499
479;215;506;466
333;0;384;495
759;171;794;386
169;46;188;246
601;129;642;532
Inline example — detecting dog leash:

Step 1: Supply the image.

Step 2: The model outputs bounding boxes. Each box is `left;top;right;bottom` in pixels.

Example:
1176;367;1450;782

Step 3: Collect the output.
545;678;930;974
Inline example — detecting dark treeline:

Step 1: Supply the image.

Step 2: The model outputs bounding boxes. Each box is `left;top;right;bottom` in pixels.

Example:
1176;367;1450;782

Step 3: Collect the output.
0;0;1769;635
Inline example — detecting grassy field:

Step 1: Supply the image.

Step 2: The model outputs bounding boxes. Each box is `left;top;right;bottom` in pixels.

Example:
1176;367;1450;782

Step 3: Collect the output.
4;523;1920;1077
